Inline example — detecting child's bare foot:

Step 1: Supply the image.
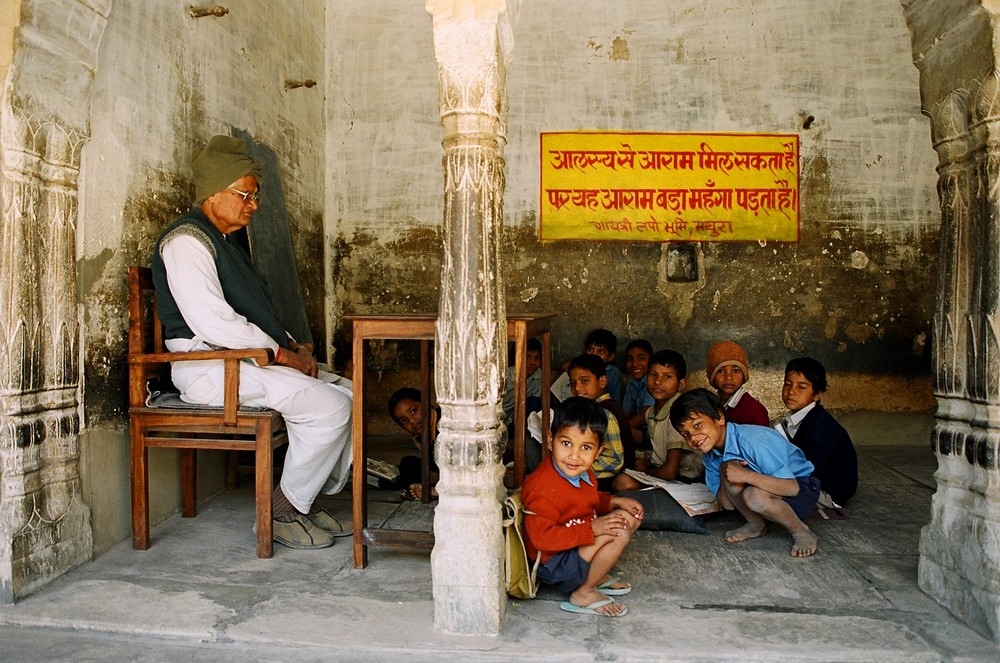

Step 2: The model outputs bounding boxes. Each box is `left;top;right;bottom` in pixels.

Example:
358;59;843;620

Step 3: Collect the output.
402;483;439;501
790;529;818;557
724;522;767;543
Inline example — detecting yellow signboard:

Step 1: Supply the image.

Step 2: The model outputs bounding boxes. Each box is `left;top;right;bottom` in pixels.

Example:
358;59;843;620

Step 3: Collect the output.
539;132;799;243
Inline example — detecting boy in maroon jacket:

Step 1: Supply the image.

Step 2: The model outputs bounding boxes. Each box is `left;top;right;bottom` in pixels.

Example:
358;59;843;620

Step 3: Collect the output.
522;397;644;618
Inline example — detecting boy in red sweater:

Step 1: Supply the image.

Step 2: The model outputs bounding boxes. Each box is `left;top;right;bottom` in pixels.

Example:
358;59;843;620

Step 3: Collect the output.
522;397;644;618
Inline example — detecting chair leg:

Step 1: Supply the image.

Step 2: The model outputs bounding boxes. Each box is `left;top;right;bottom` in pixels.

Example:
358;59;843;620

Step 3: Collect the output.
181;449;197;518
130;422;150;550
255;425;275;558
226;450;239;490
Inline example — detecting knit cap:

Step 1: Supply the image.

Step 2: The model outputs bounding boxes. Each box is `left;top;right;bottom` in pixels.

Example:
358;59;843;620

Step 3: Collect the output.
706;340;750;383
192;135;262;204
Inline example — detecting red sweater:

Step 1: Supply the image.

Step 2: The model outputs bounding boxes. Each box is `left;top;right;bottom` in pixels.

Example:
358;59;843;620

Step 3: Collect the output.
522;457;613;564
724;391;770;426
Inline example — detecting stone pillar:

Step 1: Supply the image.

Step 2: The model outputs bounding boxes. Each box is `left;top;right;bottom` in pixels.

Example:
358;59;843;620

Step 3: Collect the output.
425;0;517;636
0;1;105;602
919;76;1000;640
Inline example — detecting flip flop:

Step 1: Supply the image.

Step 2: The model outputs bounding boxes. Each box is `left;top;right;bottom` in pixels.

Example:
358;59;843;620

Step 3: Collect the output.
559;598;627;617
597;577;632;596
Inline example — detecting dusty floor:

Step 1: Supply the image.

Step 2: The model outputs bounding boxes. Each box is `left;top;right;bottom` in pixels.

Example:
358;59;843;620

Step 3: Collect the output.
1;411;999;662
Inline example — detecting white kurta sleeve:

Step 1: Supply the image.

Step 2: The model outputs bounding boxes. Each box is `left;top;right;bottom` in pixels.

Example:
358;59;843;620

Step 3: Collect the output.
160;233;281;352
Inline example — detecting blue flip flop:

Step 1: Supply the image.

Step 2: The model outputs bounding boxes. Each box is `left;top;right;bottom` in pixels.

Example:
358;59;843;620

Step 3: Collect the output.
559;598;628;617
597;577;632;596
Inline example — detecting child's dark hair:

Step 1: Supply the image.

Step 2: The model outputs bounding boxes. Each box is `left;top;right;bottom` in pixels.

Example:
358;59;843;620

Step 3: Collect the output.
387;386;421;419
584;328;618;354
568;353;606;378
625;338;653;355
551;396;608;444
527;337;542;353
650;349;688;379
669;388;724;430
785;356;828;393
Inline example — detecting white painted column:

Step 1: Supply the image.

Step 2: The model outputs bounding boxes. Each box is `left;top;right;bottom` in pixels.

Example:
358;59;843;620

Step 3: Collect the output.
425;0;517;636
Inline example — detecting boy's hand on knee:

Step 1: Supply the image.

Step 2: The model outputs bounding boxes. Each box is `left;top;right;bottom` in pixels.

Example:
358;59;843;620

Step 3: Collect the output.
592;512;631;537
610;497;644;522
723;460;753;485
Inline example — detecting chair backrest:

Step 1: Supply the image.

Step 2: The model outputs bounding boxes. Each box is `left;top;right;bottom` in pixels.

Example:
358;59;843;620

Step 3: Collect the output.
128;266;168;409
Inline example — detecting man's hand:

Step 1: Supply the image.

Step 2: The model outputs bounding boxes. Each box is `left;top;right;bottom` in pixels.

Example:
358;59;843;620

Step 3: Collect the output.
278;344;318;377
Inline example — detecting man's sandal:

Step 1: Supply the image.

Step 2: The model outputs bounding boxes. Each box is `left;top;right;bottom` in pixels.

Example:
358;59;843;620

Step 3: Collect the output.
272;514;335;549
306;508;351;537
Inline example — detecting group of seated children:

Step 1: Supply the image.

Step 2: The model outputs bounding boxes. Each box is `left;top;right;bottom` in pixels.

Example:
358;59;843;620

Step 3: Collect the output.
382;330;859;618
518;332;859;618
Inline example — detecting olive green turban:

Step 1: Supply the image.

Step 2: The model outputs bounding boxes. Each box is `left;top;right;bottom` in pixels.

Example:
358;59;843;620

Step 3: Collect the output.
192;135;263;204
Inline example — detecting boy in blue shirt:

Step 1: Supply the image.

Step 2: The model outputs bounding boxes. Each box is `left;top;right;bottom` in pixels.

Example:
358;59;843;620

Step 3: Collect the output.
670;388;820;557
502;337;543;425
622;339;655;446
584;328;623;403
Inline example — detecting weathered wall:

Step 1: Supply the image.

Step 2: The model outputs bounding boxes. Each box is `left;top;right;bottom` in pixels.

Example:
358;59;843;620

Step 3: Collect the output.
78;1;326;554
329;0;940;422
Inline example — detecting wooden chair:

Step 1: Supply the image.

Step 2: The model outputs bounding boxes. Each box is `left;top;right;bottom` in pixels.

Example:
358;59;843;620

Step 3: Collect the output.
128;266;288;558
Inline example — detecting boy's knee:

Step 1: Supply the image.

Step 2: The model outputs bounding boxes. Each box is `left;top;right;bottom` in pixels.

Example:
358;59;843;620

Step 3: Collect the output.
742;486;772;512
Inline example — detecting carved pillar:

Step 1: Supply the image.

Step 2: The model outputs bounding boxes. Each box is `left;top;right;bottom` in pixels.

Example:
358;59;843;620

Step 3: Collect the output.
0;2;105;601
425;0;517;635
919;75;1000;640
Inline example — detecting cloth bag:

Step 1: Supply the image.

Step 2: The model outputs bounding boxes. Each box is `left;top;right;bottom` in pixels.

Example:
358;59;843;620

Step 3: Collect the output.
503;489;541;599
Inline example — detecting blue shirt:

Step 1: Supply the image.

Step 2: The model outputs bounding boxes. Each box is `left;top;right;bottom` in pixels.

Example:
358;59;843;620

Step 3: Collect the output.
605;364;623;403
554;463;595;488
702;422;815;496
622;377;655;415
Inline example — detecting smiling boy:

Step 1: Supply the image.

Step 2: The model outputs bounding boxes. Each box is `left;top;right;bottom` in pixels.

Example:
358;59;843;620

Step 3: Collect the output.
622;339;656;445
670;388;820;557
613;349;701;492
522;397;644;617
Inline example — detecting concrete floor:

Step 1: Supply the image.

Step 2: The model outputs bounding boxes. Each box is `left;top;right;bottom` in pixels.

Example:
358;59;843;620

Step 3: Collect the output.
2;411;999;662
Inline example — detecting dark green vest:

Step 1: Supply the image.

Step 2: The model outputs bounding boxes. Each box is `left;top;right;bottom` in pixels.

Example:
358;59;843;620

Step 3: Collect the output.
151;209;291;349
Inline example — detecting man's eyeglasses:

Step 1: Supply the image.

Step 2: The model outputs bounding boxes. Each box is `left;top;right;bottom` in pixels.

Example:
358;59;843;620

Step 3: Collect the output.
227;187;260;204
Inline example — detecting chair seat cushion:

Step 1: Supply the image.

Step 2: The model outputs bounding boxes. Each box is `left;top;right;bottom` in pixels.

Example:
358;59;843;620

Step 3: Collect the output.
146;390;268;412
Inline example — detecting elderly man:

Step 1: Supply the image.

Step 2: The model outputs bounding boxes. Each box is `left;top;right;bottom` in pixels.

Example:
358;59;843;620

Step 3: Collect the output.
151;135;352;550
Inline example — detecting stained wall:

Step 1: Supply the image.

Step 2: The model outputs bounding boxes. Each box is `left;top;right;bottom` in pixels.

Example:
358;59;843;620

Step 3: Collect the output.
329;0;940;424
57;0;941;555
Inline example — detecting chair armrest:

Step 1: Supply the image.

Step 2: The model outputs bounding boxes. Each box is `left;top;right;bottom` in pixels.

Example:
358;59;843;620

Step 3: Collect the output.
128;348;275;366
129;347;275;426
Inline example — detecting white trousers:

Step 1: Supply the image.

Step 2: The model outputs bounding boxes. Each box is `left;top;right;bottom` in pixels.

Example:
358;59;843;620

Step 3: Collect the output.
169;358;353;514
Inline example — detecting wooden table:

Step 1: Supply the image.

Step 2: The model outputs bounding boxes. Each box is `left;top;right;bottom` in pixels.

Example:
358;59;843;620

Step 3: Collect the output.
345;313;553;568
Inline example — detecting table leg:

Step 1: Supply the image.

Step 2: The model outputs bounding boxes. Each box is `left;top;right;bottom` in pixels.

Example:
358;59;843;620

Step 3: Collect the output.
541;331;551;459
352;331;368;569
513;321;528;487
420;339;432;504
